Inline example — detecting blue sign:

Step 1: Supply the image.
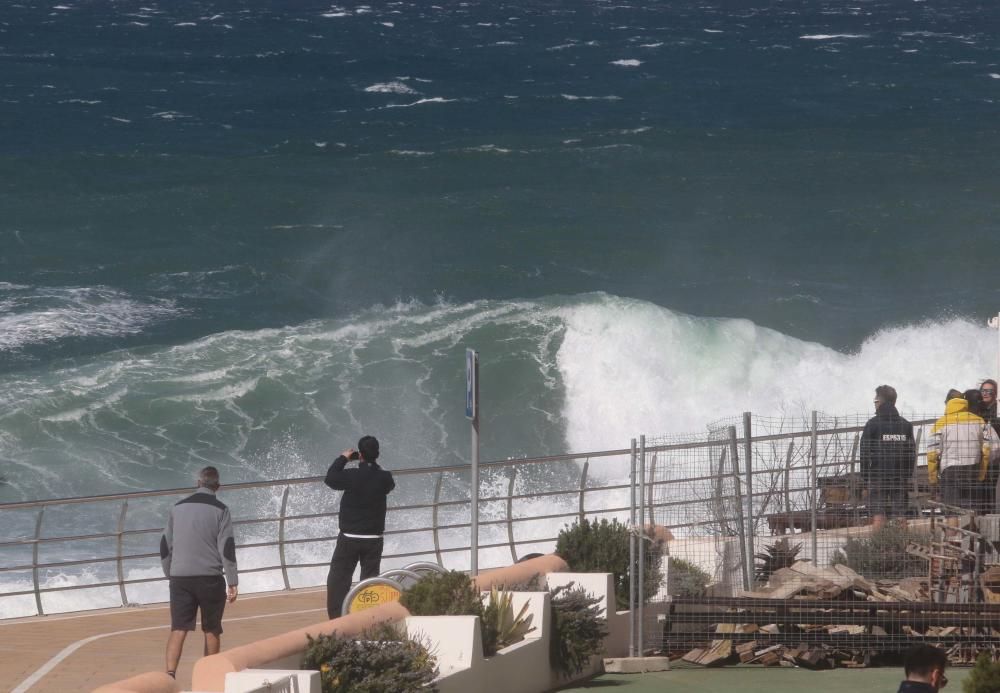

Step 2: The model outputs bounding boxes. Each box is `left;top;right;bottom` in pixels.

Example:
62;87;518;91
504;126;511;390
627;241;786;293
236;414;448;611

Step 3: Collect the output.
465;349;478;420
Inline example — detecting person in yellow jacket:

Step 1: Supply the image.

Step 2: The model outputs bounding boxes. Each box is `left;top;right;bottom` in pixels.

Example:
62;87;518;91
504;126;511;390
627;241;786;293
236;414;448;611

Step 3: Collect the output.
927;394;1000;511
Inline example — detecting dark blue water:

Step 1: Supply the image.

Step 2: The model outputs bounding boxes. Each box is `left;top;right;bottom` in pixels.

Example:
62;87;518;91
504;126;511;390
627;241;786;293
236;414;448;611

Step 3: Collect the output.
2;0;1000;501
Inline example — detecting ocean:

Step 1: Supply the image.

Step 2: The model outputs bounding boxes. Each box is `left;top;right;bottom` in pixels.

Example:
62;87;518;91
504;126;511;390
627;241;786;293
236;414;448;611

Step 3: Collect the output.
2;0;1000;505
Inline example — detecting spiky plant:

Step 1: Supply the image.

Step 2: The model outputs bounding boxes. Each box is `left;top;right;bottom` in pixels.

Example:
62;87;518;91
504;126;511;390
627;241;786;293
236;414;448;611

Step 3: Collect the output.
481;585;535;653
754;538;803;584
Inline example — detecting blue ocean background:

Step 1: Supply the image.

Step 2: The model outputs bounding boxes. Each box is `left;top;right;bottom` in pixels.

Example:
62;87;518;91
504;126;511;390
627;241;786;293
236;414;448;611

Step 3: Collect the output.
2;0;1000;502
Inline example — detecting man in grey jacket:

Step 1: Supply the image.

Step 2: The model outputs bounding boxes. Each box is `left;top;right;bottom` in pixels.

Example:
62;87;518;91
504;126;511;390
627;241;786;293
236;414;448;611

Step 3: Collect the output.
160;466;239;679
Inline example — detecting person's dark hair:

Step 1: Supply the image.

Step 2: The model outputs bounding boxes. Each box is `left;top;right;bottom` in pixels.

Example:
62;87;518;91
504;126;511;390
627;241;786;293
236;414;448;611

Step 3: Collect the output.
983;379;998;392
946;388;963;403
965;388;984;415
875;385;897;406
904;644;947;678
358;435;380;462
198;466;220;491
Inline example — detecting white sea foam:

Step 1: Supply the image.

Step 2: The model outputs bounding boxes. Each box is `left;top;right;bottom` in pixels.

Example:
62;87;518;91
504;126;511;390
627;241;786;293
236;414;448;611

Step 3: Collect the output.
799;34;868;40
0;287;183;351
364;81;417;95
163;378;260;403
466;144;511;154
554;295;994;452
990;73;1000;79
383;97;456;108
610;59;642;67
560;94;622;101
151;111;191;120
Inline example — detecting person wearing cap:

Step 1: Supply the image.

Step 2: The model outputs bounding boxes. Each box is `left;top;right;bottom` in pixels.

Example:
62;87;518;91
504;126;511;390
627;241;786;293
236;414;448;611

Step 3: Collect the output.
324;435;395;619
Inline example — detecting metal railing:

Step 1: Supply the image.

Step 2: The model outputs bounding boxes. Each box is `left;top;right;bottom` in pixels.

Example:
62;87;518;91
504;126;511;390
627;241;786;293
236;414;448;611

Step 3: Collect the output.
0;412;940;619
0;448;635;618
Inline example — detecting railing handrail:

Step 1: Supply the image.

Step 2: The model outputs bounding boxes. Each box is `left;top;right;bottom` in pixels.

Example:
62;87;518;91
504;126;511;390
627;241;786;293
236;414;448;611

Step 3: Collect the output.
0;447;632;511
0;416;940;512
0;413;946;619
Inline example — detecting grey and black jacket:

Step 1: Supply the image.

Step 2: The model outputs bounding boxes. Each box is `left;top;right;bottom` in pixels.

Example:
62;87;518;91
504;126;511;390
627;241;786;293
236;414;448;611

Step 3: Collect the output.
160;487;238;585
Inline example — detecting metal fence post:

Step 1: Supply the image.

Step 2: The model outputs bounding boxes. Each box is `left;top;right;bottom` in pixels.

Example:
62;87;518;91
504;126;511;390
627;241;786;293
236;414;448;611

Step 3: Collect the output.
116;500;129;607
578;460;589;526
33;507;45;616
728;426;750;591
810;410;819;561
638;435;646;657
628;438;637;658
742;412;755;586
278;487;291;591
507;469;519;564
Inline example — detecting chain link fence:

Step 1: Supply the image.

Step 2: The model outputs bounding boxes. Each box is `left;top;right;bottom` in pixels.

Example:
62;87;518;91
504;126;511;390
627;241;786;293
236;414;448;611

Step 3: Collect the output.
629;410;1000;668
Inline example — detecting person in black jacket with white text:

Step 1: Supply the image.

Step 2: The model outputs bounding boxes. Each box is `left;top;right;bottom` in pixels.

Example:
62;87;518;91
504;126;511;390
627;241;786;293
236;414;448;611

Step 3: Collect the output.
860;385;917;529
324;435;395;619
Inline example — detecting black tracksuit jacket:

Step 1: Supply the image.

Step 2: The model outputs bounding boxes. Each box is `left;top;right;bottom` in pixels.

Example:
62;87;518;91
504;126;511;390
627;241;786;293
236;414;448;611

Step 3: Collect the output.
859;403;917;481
324;455;395;535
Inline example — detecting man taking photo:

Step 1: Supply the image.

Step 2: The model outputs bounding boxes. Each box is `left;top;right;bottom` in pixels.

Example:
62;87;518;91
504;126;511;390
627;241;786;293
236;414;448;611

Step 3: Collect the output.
325;435;395;619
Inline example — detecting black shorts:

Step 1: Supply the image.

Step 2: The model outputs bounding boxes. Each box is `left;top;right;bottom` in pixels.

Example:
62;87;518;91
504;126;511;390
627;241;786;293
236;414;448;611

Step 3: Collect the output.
169;575;227;634
868;475;908;518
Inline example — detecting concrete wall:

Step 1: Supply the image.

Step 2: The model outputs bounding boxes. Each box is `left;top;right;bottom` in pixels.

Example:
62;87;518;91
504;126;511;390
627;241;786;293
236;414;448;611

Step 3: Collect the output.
92;672;180;693
99;555;617;693
188;553;568;692
416;573;629;693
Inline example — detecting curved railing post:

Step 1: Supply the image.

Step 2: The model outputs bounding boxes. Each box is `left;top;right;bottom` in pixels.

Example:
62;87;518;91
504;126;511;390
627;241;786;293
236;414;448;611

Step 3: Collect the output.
432;472;444;566
33;507;45;616
117;500;129;607
506;468;518;564
578;460;589;526
278;487;291;591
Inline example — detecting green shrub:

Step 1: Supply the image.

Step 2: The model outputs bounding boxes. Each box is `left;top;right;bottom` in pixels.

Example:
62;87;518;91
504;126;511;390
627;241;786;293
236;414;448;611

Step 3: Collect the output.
549;583;608;678
830;525;929;579
965;652;1000;693
555;518;663;609
399;570;483;619
754;538;802;584
302;623;438;693
667;557;711;597
399;570;505;656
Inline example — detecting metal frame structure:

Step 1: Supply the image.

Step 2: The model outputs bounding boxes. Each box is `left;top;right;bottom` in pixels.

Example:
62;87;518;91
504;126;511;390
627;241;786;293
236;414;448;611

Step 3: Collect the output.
1;449;635;617
1;412;939;625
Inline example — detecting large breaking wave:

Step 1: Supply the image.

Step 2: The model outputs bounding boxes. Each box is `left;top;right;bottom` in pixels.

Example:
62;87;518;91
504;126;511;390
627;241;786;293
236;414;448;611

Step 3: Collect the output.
0;292;994;503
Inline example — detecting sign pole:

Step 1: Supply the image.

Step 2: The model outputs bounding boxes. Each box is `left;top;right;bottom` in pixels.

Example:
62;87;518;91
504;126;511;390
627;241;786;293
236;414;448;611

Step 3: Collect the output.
466;349;480;576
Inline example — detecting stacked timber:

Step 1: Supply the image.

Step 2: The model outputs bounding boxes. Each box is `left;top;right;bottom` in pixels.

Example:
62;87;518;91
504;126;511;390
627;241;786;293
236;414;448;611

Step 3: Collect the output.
672;561;996;668
737;562;925;602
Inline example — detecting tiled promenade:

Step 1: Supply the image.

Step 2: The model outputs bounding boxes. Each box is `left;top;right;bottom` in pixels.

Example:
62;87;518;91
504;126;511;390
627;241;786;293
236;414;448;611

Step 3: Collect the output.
2;587;327;692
